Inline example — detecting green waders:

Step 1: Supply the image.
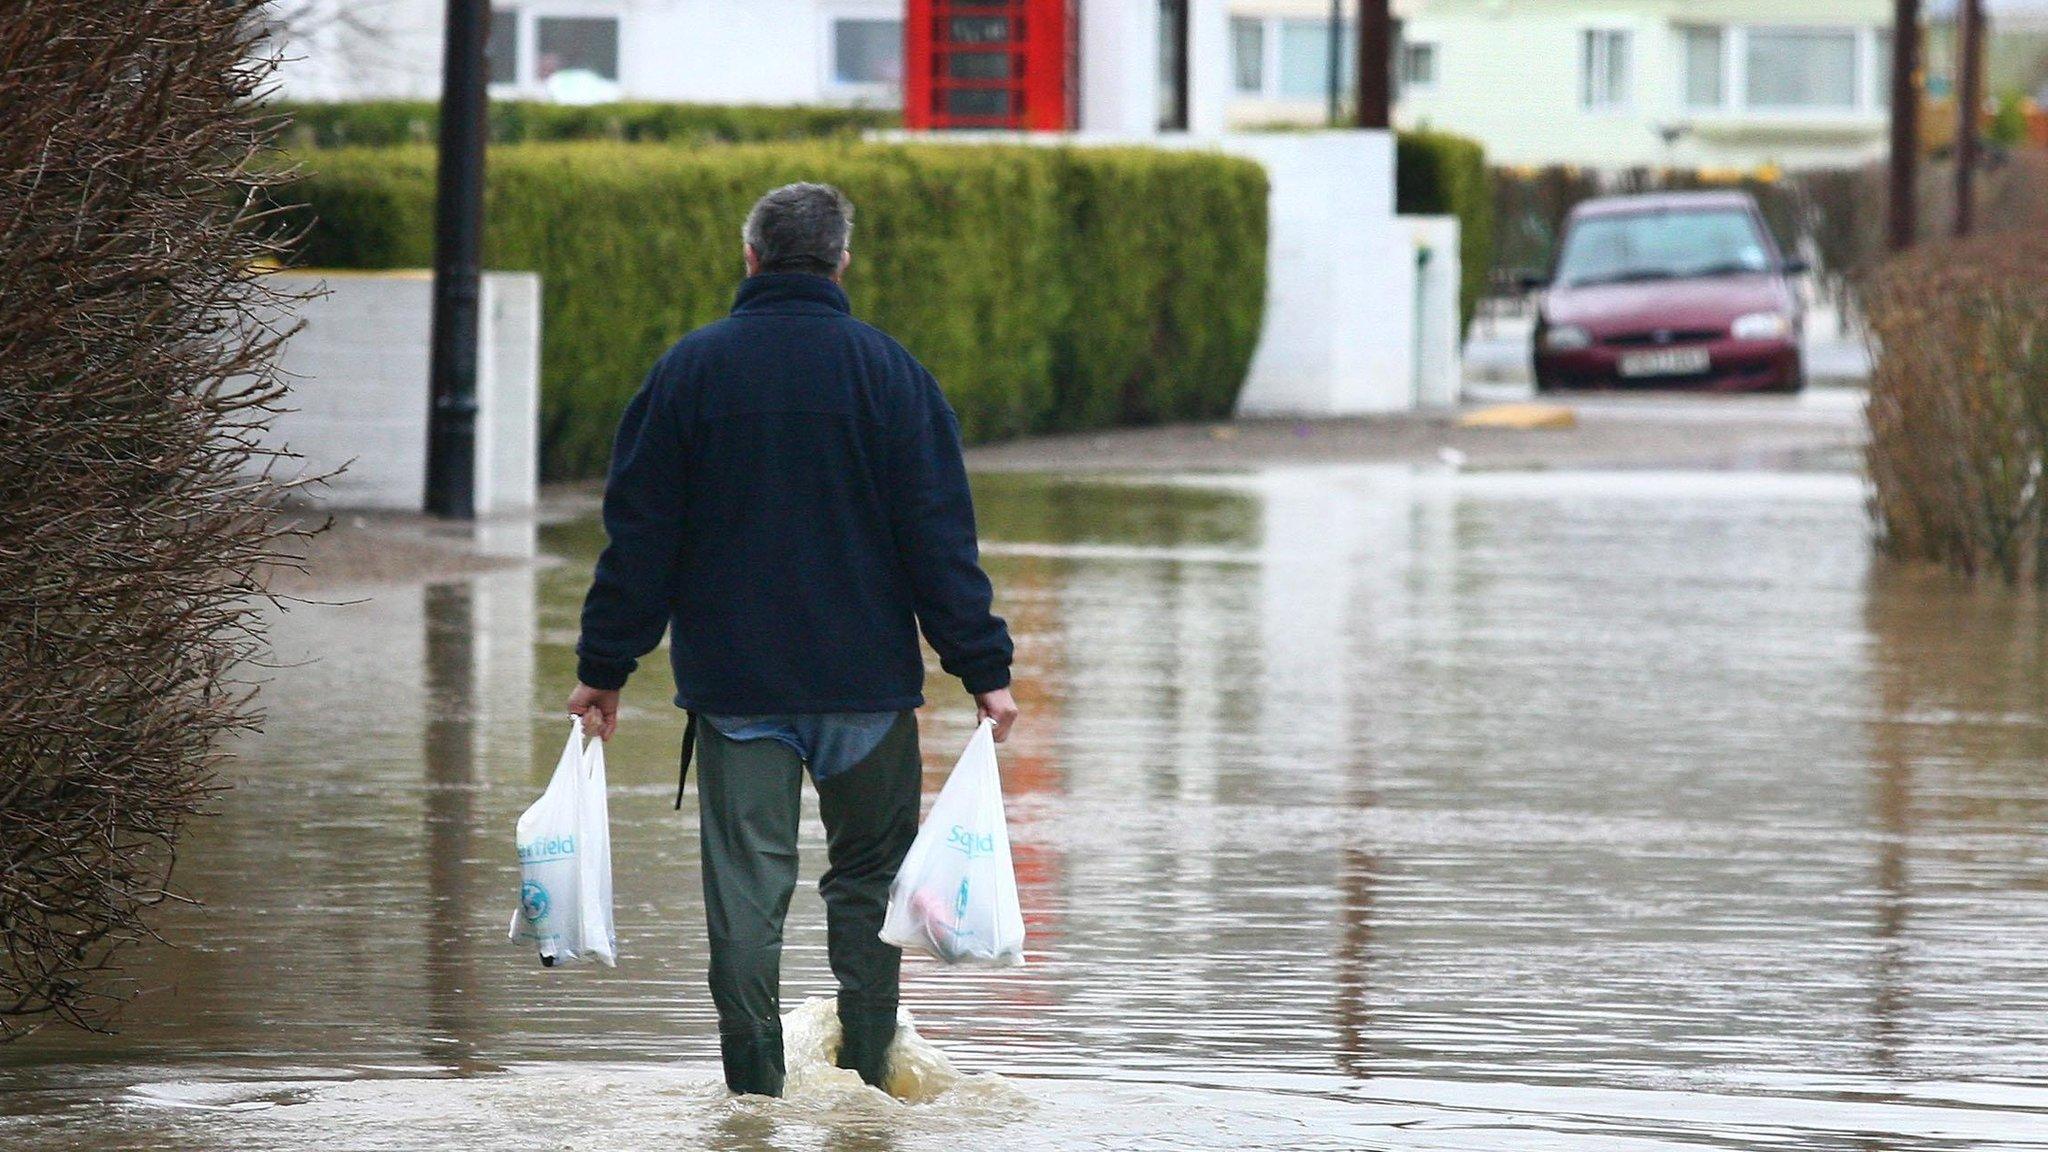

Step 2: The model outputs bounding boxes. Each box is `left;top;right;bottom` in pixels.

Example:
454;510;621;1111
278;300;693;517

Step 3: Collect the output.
694;710;921;1097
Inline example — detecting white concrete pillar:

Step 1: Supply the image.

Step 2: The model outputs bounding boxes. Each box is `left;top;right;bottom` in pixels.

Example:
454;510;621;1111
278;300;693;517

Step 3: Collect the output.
261;271;541;513
1187;0;1234;135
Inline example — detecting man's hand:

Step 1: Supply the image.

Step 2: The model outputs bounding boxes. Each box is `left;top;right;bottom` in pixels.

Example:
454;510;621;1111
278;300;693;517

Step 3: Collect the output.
568;684;621;741
974;687;1020;743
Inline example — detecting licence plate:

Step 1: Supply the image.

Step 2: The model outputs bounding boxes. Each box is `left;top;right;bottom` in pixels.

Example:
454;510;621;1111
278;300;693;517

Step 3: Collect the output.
1619;348;1712;378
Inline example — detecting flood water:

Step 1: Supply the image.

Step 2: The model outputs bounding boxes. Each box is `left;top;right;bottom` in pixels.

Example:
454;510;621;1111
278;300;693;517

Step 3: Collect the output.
4;465;2048;1150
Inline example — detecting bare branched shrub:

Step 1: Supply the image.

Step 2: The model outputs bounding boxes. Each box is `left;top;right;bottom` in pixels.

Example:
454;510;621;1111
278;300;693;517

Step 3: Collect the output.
1865;235;2048;584
0;2;307;1036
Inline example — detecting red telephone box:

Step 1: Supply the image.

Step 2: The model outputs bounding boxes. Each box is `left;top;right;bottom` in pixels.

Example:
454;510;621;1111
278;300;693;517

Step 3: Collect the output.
904;0;1075;131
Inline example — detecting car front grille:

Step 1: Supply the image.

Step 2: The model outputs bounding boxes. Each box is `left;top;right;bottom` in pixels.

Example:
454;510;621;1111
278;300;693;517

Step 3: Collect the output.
1601;328;1723;347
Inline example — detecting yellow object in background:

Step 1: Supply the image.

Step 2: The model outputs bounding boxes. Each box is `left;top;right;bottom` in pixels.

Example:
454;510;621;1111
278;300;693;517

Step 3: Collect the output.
1458;403;1580;431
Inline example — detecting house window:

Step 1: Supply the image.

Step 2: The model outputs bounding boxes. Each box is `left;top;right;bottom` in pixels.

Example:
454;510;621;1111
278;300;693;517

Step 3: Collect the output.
832;18;903;86
1231;17;1265;93
1873;29;1893;109
535;15;618;82
1746;27;1859;109
487;8;519;86
1679;26;1723;108
1580;28;1631;110
1277;18;1353;101
1398;42;1437;90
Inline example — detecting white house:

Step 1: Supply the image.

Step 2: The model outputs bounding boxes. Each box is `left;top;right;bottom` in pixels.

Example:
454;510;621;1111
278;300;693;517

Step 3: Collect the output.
1223;2;1896;170
267;1;910;107
266;1;1464;418
1382;0;1896;170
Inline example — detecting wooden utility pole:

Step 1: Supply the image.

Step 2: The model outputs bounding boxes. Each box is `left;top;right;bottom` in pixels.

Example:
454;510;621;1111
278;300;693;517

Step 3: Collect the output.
1355;0;1392;129
426;0;489;519
1954;0;1985;236
1887;0;1921;251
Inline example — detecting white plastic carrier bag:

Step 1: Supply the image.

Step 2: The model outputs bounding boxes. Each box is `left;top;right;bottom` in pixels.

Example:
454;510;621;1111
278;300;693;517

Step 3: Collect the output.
507;718;617;967
880;718;1026;966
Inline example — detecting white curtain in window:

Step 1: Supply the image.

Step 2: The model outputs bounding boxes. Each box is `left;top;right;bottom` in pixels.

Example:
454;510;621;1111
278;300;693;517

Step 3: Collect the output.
1581;29;1630;108
1745;28;1858;109
1231;17;1264;93
1399;43;1436;88
1680;26;1722;108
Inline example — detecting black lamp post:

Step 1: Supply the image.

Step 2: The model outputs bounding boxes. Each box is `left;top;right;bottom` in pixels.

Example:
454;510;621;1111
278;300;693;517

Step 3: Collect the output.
426;0;489;519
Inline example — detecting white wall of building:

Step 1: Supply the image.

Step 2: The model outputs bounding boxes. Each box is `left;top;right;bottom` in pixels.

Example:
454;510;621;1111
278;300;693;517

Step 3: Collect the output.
264;272;540;515
264;0;447;100
1197;132;1416;415
266;0;904;106
1390;0;1893;171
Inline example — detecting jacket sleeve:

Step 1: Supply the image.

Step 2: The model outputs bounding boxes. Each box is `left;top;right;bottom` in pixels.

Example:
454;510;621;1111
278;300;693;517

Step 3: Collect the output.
887;369;1014;696
575;365;687;691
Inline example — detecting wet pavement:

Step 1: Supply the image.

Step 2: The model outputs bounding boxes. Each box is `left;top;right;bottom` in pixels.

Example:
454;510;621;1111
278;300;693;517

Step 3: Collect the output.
4;464;2047;1150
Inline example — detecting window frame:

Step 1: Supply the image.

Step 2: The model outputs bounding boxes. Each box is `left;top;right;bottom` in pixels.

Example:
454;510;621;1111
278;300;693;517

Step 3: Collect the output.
1273;15;1354;103
487;6;520;88
819;6;904;99
1397;41;1437;92
1677;24;1725;111
1741;24;1861;113
1230;15;1266;95
1224;14;1374;107
487;4;625;95
1675;23;1889;119
1580;27;1633;112
533;12;622;84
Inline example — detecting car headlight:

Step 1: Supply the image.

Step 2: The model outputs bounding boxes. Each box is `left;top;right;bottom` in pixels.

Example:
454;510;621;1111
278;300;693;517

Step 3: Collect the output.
1731;312;1791;340
1542;324;1591;351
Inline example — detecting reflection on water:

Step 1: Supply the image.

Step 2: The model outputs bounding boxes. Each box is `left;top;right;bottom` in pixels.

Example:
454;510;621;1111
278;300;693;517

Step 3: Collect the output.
4;467;2048;1150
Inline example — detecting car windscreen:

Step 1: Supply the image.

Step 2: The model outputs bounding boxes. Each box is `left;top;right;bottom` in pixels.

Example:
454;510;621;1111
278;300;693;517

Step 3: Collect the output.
1553;209;1772;288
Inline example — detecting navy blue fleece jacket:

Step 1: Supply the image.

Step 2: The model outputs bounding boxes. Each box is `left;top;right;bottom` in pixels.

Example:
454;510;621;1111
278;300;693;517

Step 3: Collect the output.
573;272;1013;713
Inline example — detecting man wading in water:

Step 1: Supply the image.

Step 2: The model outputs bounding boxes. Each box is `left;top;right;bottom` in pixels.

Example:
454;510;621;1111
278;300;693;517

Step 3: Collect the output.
567;183;1019;1097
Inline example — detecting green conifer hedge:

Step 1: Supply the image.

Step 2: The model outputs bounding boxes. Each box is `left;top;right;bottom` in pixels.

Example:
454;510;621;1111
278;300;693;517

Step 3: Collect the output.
269;99;898;149
279;141;1267;479
1394;129;1493;333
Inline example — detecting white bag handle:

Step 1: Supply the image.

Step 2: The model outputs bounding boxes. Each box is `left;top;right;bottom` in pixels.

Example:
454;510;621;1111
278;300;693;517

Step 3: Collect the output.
566;714;603;778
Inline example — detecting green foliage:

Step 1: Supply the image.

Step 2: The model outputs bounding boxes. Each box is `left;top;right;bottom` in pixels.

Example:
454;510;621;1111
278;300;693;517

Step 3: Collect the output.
278;141;1267;479
1395;129;1492;333
1990;91;2029;148
1047;148;1267;430
266;100;899;150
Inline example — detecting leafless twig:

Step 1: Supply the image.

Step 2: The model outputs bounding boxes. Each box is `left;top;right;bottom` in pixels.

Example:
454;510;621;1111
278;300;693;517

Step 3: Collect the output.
0;0;311;1038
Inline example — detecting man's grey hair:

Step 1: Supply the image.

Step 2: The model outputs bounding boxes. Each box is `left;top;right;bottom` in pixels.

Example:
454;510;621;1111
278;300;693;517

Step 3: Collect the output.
742;182;855;276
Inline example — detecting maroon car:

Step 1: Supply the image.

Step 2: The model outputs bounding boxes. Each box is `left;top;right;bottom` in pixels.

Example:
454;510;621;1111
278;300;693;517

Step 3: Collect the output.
1531;191;1806;393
